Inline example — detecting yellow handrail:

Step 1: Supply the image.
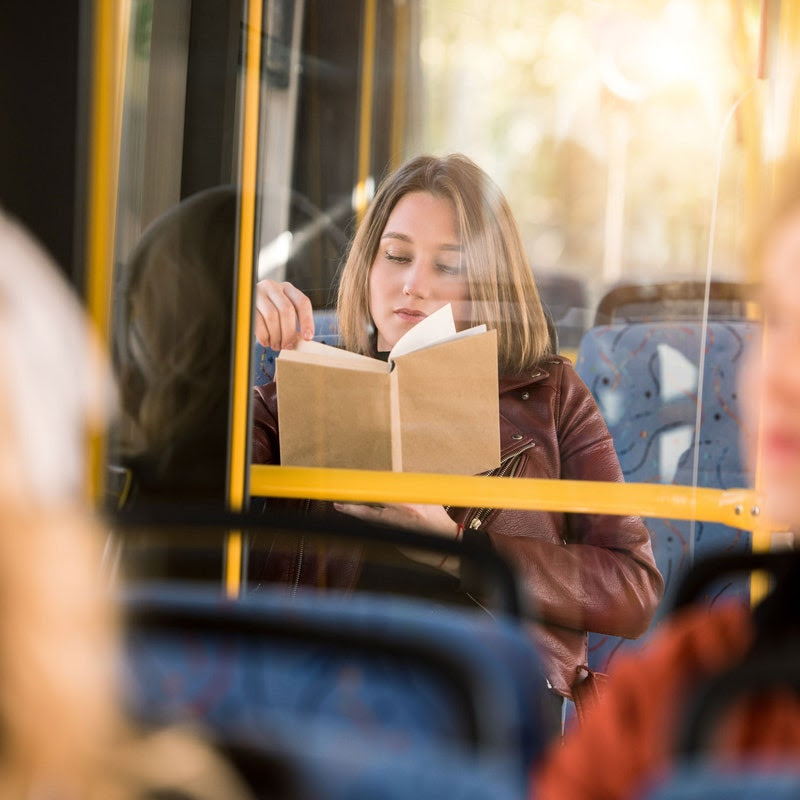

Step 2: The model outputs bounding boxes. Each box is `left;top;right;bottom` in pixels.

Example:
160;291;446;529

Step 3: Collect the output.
250;465;766;531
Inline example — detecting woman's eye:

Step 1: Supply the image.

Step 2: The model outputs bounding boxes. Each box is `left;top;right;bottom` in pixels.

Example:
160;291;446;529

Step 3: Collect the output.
384;251;411;264
436;263;461;275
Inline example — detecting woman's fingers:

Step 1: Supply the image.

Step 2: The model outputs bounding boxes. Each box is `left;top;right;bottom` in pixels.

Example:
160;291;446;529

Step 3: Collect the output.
334;502;458;538
333;502;381;523
254;279;315;349
283;283;315;342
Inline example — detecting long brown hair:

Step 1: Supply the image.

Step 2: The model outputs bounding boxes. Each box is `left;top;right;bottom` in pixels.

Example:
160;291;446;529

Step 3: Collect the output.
337;154;551;375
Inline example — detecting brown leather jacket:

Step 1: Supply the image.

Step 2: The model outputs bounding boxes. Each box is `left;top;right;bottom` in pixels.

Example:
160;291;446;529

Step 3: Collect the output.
251;356;664;697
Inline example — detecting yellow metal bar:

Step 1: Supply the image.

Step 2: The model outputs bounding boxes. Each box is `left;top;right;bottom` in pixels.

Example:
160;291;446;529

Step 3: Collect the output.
226;0;264;597
225;530;243;597
750;267;772;602
731;0;764;285
389;0;409;170
250;465;764;531
354;0;377;222
85;0;130;502
778;0;800;150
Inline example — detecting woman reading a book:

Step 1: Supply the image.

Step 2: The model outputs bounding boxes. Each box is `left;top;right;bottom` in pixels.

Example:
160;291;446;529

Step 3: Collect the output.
252;153;663;706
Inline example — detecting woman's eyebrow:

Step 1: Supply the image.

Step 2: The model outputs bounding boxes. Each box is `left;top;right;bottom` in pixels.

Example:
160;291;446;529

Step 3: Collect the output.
381;231;462;251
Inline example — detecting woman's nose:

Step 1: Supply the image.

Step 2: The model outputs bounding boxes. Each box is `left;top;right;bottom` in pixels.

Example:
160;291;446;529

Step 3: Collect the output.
403;261;431;298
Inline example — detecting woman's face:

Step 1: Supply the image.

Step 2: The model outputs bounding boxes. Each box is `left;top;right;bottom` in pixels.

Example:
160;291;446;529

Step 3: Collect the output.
745;209;800;525
368;191;471;351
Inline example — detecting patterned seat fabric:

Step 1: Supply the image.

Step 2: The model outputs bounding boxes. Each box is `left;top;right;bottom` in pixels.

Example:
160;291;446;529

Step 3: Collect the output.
122;586;550;780
575;321;760;671
254;309;340;386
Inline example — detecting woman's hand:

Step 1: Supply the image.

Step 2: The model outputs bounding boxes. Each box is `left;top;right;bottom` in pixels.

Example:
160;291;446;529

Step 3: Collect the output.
333;502;462;574
333;501;460;539
254;279;315;350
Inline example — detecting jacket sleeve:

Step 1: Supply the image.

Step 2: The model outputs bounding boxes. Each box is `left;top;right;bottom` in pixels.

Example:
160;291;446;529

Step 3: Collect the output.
533;604;753;800
252;383;280;464
485;366;664;638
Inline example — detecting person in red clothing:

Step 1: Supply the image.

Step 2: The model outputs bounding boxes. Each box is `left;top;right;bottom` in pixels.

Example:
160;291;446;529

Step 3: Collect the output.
533;169;800;800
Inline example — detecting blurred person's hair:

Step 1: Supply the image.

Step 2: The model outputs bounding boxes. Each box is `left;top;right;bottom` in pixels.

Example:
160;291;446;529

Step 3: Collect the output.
0;211;252;798
0;213;110;505
336;153;551;375
114;187;236;470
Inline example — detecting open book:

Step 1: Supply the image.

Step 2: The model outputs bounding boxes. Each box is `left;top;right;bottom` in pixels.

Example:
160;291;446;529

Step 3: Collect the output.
275;304;500;474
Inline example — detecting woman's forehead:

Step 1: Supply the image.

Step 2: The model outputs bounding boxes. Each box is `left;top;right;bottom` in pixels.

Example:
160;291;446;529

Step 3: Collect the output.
381;191;459;243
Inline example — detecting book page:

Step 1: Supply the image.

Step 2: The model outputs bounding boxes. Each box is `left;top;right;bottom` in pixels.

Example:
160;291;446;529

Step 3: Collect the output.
387;303;456;362
388;303;487;364
393;329;500;474
278;339;387;373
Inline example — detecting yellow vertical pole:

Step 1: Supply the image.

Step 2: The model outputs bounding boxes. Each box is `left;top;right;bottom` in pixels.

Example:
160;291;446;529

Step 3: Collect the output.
225;0;264;598
85;0;130;503
778;0;800;149
389;0;409;170
354;0;377;222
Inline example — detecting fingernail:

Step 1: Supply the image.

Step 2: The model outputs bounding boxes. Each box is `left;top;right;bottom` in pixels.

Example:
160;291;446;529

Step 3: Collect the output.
303;329;313;340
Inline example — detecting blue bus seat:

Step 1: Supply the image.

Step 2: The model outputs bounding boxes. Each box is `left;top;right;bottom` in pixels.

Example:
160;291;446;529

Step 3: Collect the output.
536;271;590;350
231;725;521;799
122;585;551;779
254;309;340;386
575;320;760;671
640;765;800;800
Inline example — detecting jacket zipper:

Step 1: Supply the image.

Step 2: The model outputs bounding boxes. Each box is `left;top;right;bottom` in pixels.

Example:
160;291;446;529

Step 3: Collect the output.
292;536;305;596
292;499;313;595
459;442;535;531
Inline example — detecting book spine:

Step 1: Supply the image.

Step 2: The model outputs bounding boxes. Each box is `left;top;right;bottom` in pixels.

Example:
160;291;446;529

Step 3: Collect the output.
389;370;403;472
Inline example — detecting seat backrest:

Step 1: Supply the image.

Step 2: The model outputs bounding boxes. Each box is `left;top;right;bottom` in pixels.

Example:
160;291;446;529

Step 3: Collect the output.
122;586;551;778
226;728;522;800
254;309;340;386
535;271;589;350
594;279;755;326
114;507;524;617
575;320;760;671
642;765;800;800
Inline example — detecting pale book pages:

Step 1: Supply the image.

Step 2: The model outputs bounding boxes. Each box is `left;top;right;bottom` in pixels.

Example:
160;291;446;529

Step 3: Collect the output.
283;304;487;366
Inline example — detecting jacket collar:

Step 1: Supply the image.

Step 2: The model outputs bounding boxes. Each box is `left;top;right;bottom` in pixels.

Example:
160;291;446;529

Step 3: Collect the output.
499;365;551;395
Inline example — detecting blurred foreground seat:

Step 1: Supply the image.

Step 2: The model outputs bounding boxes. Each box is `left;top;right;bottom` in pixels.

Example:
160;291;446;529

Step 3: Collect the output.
641;765;800;800
122;584;551;797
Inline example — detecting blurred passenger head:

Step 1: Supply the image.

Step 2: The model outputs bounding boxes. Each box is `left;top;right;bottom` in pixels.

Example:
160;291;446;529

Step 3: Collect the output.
0;210;119;795
0;210;253;798
337;154;551;374
0;213;109;505
114;187;236;488
744;164;800;527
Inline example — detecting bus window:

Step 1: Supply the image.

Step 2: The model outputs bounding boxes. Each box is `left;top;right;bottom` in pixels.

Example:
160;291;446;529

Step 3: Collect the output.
105;0;245;511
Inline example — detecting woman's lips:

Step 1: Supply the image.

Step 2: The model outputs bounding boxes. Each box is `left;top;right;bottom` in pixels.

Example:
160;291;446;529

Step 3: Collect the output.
393;307;427;323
